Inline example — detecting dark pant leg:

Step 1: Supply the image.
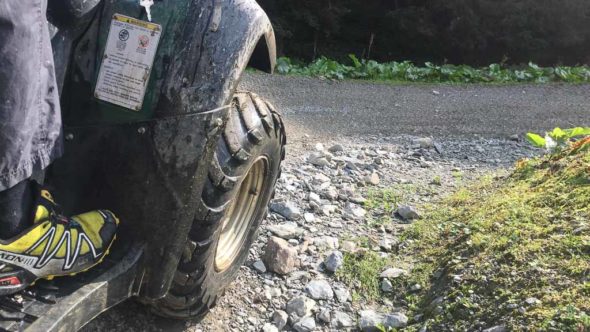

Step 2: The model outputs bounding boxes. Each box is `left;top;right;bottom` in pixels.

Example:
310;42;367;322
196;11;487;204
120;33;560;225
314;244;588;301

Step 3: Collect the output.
0;0;63;192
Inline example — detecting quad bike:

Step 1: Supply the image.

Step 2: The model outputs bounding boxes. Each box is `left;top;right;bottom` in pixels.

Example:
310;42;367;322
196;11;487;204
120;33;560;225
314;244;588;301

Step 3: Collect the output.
0;0;285;330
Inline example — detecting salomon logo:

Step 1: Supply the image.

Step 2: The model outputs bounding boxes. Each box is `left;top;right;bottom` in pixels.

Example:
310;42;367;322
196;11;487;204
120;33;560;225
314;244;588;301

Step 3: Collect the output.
0;252;36;266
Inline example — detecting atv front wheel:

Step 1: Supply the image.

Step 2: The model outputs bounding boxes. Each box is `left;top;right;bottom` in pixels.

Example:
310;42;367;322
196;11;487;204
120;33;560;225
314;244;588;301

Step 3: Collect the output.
153;92;285;319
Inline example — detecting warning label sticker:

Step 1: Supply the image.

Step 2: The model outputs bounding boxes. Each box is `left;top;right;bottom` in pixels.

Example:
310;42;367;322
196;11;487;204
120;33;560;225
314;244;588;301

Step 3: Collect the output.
94;14;161;111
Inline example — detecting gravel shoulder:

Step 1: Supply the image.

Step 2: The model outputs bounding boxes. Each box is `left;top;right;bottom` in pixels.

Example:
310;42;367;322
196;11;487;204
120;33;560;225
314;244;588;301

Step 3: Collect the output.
83;75;583;332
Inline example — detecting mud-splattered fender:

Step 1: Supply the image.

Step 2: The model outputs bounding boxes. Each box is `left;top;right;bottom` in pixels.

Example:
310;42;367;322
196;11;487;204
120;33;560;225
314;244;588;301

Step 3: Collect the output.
156;0;276;116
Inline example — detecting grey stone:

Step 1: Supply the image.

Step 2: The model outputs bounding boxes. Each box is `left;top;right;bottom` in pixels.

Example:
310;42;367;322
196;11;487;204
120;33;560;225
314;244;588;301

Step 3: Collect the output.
525;297;541;306
318;308;331;323
342;203;367;220
331;311;354;328
410;284;422;292
293;316;316;332
263;237;299;275
434;142;444;154
308;152;330;167
383;312;408;328
303;213;316;223
509;134;520;141
305;279;334;300
270;201;302;220
308;192;321;204
358;310;384;332
341;241;357;252
413;137;434;148
262;323;279;332
313;173;331;184
380;268;407;279
314;236;339;250
334;287;351;303
328;144;344;153
286;296;316;317
381;279;393;292
397;205;420;220
364;172;380;185
252;260;266;273
379;238;394;252
483;326;507;332
324;250;344;272
272;310;289;330
267;223;304;240
322;187;339;200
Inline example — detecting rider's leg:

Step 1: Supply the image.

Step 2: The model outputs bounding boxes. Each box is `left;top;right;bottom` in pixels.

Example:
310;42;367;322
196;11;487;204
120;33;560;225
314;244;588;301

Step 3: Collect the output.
0;0;62;238
0;0;118;295
0;180;34;240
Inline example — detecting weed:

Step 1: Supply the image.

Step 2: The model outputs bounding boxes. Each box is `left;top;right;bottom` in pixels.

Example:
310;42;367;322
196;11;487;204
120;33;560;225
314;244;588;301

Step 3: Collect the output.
337;251;390;302
276;56;590;84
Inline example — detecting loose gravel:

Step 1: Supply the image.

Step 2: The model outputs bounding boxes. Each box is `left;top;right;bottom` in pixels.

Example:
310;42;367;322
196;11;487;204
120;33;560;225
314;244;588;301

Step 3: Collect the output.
82;74;571;331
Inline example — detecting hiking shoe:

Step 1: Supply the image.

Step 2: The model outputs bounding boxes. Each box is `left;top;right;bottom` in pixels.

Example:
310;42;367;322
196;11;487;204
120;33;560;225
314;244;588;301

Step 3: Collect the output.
0;187;118;296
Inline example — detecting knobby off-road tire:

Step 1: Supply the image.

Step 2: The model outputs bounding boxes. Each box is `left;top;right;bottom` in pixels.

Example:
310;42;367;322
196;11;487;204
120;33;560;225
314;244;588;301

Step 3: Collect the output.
153;92;286;319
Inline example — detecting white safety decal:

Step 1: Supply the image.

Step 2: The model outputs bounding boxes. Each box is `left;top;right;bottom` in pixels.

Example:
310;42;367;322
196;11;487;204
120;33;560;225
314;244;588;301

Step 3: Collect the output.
94;14;161;112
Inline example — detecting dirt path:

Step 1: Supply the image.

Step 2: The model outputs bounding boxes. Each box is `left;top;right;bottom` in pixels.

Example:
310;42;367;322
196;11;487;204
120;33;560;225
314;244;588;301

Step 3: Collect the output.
83;75;586;332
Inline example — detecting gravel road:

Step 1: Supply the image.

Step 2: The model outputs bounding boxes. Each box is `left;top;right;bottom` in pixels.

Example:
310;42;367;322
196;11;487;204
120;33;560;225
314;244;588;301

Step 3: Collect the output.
241;73;590;139
83;75;588;332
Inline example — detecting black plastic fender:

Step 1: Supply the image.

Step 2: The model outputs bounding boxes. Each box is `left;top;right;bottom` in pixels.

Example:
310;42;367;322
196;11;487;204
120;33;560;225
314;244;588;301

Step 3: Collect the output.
156;0;277;117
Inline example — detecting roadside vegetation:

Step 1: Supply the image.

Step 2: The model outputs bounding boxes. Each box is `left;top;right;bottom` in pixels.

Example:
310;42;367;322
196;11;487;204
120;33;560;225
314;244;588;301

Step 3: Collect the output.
276;56;590;83
338;131;590;331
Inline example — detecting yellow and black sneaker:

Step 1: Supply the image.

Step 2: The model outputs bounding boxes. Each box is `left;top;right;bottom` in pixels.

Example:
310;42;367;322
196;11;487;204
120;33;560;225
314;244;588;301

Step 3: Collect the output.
0;187;118;296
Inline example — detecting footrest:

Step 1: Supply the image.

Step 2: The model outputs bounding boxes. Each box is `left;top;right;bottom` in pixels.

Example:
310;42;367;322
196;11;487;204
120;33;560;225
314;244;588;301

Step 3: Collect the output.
0;242;143;332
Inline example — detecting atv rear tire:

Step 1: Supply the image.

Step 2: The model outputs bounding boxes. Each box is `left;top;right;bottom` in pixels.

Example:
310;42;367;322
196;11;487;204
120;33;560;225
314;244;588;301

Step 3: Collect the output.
152;92;286;319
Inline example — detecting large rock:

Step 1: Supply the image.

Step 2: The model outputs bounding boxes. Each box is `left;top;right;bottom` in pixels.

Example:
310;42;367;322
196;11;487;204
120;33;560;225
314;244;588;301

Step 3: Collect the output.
334;287;351;303
286;296;316;317
305;279;334;300
262;323;279;332
331;311;355;328
383;313;408;328
364;172;380;186
267;222;304;240
313;236;339;250
272;310;289;330
342;203;367;220
318;308;331;323
381;279;393;292
324;250;344;272
328;144;344;153
270;201;302;220
359;310;383;332
380;268;408;279
413;137;434;148
293;316;316;332
263;237;298;275
308;152;331;167
396;205;420;220
359;310;408;331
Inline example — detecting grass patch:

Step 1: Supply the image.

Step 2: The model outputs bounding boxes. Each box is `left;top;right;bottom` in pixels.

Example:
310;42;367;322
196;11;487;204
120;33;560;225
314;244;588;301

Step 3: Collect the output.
337;251;390;302
400;139;590;330
277;55;590;84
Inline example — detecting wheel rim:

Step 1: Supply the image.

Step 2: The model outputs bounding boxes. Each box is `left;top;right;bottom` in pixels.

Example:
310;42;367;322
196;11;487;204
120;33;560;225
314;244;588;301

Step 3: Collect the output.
214;156;269;272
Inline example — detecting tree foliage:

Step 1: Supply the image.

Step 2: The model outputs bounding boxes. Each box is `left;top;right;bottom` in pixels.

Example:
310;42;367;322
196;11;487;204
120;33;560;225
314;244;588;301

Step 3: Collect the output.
257;0;590;66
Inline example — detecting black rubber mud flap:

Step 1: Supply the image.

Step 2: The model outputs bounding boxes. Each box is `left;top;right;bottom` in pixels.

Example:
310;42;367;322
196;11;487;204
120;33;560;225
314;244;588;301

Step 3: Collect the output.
0;242;144;332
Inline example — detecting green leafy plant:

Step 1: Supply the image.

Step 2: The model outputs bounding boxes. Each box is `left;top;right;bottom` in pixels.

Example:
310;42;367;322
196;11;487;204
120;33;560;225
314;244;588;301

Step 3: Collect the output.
526;127;590;150
275;56;590;84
